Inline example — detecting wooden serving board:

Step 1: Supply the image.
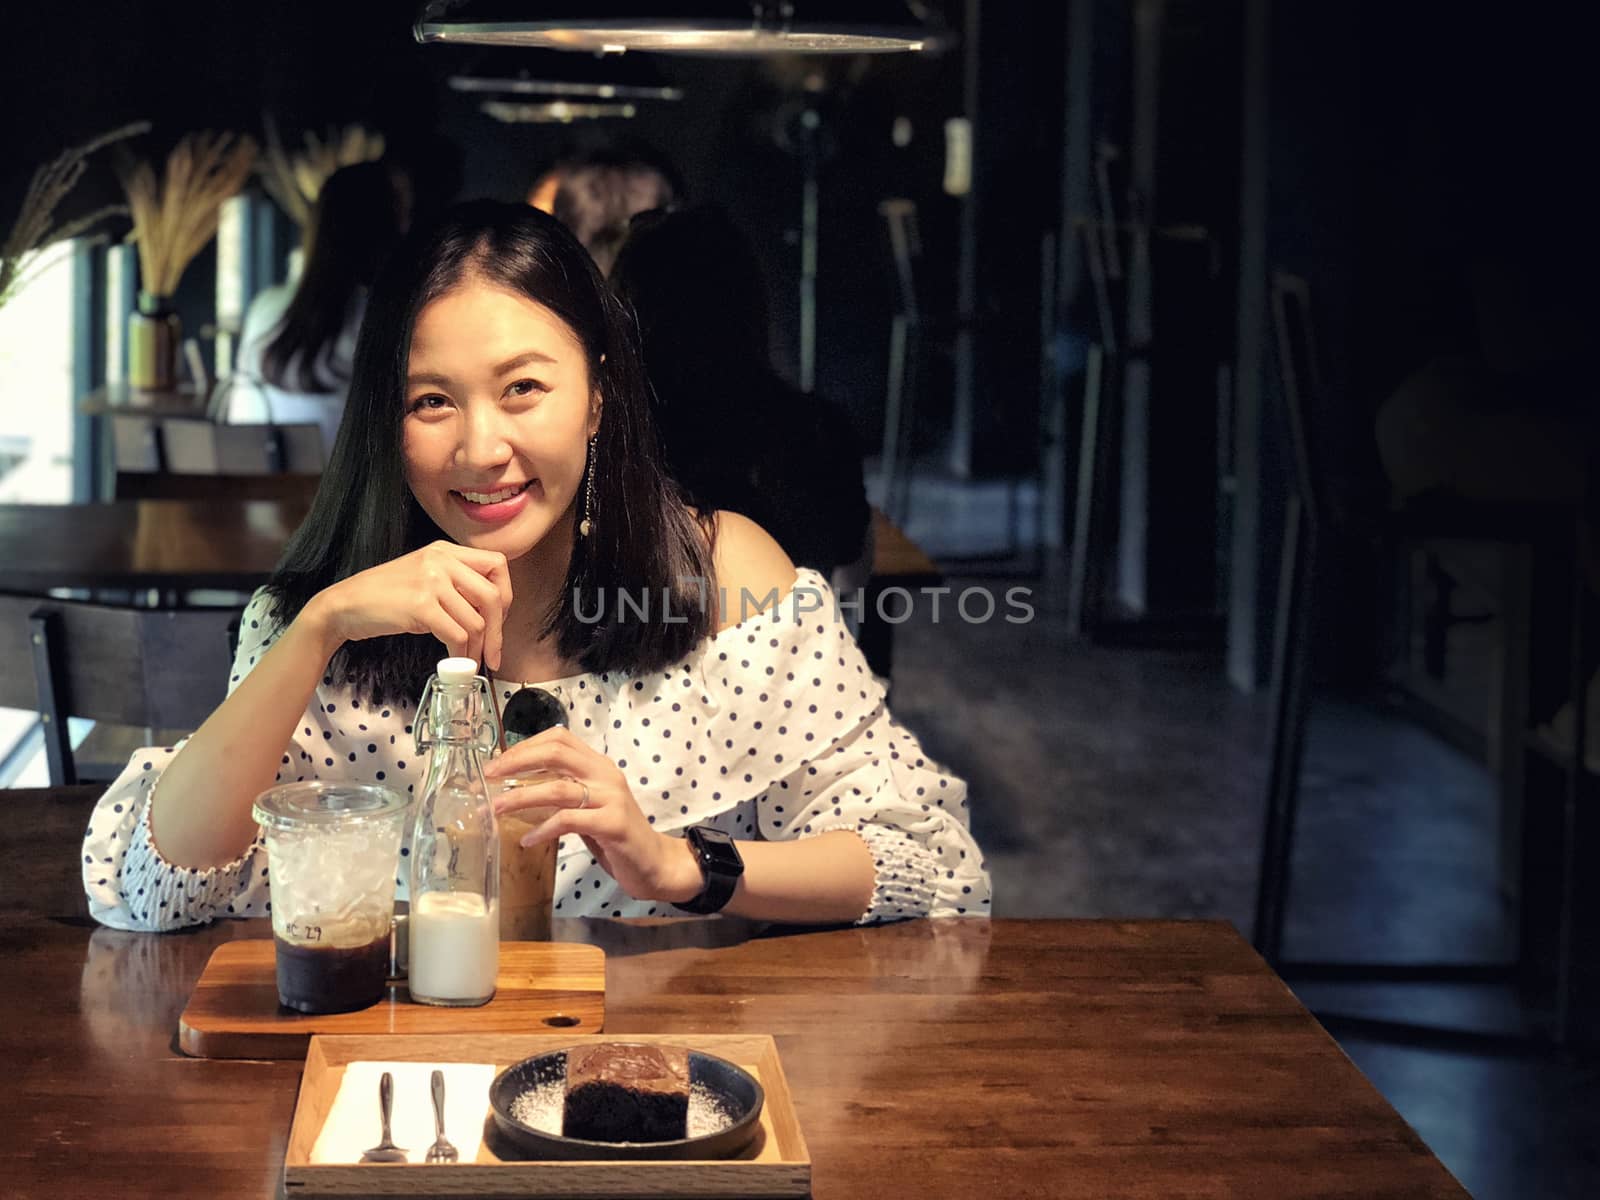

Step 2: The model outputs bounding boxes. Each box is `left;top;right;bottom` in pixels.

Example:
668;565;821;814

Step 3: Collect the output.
179;940;605;1059
284;1033;811;1197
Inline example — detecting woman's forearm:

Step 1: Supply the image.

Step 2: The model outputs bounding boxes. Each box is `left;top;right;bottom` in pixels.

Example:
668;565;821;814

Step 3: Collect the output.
656;830;876;924
149;603;340;870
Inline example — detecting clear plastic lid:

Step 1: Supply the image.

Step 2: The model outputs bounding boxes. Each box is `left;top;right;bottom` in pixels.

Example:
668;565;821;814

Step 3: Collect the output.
251;780;409;832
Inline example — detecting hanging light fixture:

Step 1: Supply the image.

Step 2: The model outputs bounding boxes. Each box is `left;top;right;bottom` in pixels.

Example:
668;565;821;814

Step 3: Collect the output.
478;99;641;123
414;2;953;56
449;76;684;101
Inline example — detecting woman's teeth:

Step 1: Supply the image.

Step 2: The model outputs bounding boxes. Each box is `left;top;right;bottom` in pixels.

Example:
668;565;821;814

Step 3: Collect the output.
460;482;531;504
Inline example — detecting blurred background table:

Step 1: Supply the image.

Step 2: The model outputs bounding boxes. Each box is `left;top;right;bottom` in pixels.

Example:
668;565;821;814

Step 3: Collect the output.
0;498;308;593
2;786;1467;1200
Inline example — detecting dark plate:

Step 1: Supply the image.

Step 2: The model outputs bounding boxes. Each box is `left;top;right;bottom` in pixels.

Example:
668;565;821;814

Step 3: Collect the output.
488;1042;766;1161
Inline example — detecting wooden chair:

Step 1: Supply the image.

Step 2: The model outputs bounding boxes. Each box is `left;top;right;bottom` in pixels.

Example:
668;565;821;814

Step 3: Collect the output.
108;414;164;474
0;594;239;786
1250;270;1592;1046
160;418;324;475
109;415;323;476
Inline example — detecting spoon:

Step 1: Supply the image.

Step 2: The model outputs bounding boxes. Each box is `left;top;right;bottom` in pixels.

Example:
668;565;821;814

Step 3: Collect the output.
360;1071;408;1163
502;686;569;745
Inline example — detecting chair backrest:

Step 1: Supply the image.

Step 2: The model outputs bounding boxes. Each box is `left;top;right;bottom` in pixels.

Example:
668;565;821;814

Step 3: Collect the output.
877;198;922;321
1269;270;1321;532
161;419;324;476
109;414;163;473
0;594;238;784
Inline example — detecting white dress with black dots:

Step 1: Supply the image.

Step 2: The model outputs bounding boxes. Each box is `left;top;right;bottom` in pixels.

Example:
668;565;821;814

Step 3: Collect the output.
81;568;990;932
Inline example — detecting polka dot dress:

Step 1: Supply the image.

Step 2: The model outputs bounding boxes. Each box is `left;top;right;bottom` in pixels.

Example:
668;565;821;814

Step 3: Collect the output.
81;569;991;931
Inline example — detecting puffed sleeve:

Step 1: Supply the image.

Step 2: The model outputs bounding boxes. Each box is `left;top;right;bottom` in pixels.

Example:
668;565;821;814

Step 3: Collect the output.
694;569;990;922
82;588;295;932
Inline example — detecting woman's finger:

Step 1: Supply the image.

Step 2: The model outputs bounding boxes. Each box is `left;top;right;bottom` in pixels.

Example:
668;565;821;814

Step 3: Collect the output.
449;544;515;611
516;804;605;848
484;731;598;781
492;775;592;818
443;558;507;671
434;585;487;666
422;601;473;659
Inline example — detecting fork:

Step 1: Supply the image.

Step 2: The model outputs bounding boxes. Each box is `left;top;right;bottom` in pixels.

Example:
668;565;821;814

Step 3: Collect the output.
425;1068;460;1164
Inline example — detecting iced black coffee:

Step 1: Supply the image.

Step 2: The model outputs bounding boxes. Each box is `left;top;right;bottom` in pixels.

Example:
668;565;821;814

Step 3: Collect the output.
251;782;409;1014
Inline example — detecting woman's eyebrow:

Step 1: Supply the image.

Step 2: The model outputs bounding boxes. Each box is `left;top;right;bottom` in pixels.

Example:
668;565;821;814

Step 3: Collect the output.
406;350;557;390
494;349;558;375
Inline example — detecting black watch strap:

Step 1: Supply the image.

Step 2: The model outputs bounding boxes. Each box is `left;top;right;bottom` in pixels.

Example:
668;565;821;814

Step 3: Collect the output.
672;825;744;915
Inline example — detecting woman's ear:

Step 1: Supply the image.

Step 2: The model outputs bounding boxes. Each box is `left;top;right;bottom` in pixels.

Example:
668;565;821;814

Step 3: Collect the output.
587;354;606;438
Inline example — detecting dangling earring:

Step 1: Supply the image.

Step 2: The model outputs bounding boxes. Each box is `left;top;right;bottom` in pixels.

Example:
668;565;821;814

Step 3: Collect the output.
579;434;597;537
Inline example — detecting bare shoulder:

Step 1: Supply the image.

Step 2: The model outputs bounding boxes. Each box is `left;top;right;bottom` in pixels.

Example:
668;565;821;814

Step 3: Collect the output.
709;511;798;631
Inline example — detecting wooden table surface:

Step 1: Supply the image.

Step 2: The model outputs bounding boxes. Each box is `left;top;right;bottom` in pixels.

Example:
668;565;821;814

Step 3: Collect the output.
0;497;933;599
0;786;1465;1199
870;507;939;581
0;498;310;592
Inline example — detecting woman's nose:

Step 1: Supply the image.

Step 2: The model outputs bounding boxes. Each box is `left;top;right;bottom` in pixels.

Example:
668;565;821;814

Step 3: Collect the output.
457;402;513;469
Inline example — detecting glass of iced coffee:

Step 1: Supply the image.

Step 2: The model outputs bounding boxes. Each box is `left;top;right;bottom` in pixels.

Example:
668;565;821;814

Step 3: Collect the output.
251;781;409;1013
492;774;561;941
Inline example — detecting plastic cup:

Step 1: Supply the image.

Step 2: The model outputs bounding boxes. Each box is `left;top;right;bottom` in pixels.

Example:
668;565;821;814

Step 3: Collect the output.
492;774;562;941
251;781;409;1013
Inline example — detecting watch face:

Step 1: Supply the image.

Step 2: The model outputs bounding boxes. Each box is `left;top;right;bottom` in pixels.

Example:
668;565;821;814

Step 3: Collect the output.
691;826;744;875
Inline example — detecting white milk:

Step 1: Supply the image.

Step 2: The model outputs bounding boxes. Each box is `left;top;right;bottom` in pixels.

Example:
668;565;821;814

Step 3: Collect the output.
408;891;499;1005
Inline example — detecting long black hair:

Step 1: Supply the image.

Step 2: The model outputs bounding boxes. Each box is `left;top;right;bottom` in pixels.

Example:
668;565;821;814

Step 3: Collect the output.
264;200;715;705
261;162;405;392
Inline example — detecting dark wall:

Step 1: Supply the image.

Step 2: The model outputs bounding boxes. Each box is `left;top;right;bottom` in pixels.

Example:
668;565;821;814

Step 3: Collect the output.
1234;0;1600;688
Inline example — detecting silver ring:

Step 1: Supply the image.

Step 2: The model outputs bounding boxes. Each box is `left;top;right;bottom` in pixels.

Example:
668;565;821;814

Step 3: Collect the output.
579;781;591;809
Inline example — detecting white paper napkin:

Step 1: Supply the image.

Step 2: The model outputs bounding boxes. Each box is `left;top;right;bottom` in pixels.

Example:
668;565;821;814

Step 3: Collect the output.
310;1061;498;1164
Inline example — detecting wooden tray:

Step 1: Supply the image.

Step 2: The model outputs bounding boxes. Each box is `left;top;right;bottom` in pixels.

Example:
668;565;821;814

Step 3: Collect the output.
179;940;605;1059
283;1033;812;1197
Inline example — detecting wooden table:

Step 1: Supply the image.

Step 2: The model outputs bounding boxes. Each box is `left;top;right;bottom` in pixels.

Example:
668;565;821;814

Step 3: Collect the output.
0;497;929;599
0;498;309;592
1;786;1465;1198
870;506;939;581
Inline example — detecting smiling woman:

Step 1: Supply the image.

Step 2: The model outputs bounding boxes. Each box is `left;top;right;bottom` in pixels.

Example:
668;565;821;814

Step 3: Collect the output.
402;289;596;566
77;202;990;934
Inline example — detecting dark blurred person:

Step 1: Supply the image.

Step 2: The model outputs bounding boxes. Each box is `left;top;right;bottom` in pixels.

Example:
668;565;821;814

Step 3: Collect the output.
611;206;872;587
224;161;409;455
526;156;568;214
547;147;680;275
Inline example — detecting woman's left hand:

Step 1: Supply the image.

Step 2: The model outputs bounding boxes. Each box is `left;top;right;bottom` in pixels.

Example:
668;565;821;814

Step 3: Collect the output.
484;728;701;904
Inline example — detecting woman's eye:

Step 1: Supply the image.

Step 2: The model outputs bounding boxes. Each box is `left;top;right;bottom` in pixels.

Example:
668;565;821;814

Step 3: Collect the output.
507;379;547;399
410;394;450;413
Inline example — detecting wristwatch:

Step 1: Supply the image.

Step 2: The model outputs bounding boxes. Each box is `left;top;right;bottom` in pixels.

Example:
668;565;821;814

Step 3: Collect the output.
672;825;745;914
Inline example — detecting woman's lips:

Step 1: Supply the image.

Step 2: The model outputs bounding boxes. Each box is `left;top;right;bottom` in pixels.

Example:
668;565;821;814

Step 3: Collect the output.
451;480;538;523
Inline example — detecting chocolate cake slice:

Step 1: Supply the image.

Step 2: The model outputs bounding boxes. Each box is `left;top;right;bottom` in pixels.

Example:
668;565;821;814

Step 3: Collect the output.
563;1043;690;1142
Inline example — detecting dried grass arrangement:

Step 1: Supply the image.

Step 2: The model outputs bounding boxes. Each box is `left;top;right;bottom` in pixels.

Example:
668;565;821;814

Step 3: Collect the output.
118;130;259;300
0;121;149;312
258;118;386;228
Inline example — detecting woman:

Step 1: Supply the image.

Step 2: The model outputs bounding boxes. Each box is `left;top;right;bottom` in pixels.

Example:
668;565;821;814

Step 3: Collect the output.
223;161;407;457
81;202;987;932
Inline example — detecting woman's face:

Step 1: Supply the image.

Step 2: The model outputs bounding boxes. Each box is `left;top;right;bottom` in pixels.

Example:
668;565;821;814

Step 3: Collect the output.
403;277;600;562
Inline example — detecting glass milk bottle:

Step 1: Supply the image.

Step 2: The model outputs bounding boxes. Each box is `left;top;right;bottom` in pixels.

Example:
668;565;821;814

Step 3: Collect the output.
408;657;500;1006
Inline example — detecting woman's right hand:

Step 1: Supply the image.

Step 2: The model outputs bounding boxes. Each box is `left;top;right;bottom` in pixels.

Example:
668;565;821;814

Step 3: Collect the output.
299;541;514;669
